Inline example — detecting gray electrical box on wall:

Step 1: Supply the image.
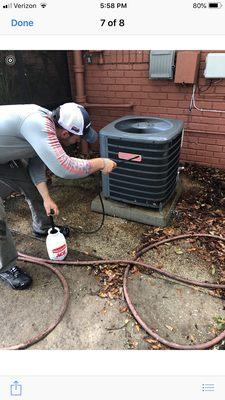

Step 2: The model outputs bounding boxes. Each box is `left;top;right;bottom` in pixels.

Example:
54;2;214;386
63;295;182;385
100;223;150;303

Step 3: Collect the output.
149;50;176;79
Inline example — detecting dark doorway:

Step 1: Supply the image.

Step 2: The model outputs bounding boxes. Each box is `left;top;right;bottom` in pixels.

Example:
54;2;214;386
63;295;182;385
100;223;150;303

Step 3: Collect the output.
0;51;72;109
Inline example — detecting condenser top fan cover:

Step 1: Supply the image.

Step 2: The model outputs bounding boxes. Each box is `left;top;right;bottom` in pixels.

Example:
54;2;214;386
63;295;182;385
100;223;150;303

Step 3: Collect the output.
99;116;184;209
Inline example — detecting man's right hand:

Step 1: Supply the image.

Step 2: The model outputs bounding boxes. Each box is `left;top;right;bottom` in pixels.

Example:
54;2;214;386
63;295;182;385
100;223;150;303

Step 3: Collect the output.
89;157;117;174
101;158;117;174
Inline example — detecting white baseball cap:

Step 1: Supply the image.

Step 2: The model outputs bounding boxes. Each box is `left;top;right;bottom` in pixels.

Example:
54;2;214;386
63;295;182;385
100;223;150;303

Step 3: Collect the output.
56;102;98;144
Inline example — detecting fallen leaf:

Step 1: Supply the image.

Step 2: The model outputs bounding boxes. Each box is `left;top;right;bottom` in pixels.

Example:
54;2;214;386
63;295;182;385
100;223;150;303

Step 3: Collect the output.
187;247;197;253
135;324;141;332
174;247;183;255
165;325;174;332
163;228;175;235
144;337;158;344
189;335;196;342
211;265;216;276
98;292;108;298
151;344;163;350
119;306;128;313
130;340;138;349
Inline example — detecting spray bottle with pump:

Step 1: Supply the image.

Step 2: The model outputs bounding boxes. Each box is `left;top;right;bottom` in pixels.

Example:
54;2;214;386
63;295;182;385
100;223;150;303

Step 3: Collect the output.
46;210;68;261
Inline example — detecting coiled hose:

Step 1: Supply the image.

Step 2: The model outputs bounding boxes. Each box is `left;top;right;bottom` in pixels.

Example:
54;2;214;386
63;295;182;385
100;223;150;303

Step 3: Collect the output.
1;233;225;350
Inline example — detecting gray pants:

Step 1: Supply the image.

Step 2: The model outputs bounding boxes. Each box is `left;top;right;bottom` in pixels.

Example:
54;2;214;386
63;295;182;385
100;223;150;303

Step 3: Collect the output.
0;161;51;272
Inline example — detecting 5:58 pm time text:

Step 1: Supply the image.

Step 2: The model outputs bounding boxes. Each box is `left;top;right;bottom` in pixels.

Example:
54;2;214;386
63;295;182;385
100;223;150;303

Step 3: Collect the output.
100;2;128;8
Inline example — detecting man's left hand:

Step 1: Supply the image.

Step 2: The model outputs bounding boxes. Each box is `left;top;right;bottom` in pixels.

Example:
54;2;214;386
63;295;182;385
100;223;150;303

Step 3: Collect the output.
36;182;59;216
44;198;59;216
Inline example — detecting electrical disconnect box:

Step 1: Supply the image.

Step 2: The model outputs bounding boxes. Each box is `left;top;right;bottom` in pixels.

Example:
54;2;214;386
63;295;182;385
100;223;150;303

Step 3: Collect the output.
204;53;225;78
149;50;175;79
174;51;200;84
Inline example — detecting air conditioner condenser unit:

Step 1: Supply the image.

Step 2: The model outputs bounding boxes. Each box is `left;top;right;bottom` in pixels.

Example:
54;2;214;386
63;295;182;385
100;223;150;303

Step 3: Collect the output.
99;116;184;210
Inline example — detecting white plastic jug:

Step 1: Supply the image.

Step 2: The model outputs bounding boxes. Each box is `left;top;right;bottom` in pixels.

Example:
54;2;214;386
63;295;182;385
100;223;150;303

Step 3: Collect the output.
46;227;68;261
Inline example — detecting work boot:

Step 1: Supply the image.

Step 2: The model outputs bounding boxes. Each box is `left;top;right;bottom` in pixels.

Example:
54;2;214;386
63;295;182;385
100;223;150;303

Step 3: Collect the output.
0;266;32;290
33;225;70;238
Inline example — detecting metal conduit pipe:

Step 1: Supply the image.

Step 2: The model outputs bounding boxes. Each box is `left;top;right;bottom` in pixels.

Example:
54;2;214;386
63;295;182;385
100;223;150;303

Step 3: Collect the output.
73;51;133;109
73;51;89;155
73;51;86;104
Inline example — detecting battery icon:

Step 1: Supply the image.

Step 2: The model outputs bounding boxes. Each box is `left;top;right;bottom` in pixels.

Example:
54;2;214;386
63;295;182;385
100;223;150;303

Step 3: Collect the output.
208;2;222;7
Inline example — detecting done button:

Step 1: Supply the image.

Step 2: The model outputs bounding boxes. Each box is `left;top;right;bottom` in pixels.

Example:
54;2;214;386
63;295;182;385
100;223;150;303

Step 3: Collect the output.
11;19;34;27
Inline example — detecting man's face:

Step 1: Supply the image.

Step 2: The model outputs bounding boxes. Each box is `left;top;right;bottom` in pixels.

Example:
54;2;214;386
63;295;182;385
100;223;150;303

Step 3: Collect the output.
57;129;81;147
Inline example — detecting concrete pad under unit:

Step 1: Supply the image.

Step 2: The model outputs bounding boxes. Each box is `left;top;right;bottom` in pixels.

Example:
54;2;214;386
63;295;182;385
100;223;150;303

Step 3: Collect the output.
91;184;182;227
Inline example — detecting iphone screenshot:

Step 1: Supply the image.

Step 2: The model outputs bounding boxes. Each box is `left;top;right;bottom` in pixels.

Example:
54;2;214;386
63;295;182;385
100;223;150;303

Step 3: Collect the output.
0;0;225;398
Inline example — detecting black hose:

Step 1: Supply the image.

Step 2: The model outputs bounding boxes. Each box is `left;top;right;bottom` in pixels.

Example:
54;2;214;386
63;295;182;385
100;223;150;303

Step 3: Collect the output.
68;191;105;235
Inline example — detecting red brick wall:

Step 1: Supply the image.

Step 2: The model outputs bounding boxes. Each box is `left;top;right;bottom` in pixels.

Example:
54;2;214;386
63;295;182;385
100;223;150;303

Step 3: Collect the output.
82;50;225;169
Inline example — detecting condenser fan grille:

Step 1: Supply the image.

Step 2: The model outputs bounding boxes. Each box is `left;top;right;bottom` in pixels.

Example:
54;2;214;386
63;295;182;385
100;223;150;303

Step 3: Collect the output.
107;135;181;207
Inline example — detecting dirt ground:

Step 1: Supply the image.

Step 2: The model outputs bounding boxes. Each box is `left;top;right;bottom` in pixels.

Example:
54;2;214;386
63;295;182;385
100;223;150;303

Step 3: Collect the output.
1;169;225;350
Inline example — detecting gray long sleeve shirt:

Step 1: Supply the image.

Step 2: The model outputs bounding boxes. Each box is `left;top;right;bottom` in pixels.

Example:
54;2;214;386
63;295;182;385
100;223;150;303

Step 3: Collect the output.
0;104;92;185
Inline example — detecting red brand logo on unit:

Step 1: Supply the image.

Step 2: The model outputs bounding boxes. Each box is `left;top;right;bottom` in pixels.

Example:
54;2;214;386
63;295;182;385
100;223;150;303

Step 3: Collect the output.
53;244;67;258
